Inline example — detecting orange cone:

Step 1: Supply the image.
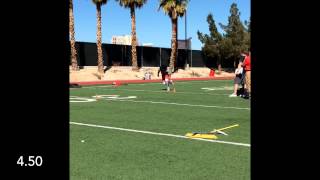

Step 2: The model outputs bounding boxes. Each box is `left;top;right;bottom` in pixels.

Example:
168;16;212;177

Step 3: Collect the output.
209;69;215;77
113;81;122;87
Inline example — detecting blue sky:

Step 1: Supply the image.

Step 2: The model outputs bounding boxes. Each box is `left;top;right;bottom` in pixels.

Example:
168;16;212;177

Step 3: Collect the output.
73;0;250;50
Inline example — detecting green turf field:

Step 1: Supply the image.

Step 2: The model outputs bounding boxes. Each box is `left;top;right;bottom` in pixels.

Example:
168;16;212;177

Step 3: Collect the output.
70;80;250;180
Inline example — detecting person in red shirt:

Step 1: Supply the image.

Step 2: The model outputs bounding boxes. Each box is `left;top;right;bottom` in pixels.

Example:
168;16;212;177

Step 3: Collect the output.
242;51;251;97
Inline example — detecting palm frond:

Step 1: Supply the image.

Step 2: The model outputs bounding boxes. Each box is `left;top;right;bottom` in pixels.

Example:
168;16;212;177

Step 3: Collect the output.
116;0;147;8
92;0;108;5
158;0;188;18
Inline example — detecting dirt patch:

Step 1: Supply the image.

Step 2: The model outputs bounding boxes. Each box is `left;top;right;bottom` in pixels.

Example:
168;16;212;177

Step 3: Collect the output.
70;66;235;82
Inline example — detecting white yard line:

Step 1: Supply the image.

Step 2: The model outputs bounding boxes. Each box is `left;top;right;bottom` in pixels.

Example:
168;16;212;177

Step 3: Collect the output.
111;99;250;110
70;122;250;147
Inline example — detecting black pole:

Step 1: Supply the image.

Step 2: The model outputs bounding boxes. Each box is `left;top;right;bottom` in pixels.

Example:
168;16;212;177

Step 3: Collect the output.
185;10;188;68
185;10;187;42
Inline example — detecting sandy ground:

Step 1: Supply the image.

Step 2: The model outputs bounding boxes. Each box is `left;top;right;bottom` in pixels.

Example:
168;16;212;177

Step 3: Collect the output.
69;66;235;82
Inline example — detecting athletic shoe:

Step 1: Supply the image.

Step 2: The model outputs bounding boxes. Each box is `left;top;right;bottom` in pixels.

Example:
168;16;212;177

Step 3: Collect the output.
229;94;237;97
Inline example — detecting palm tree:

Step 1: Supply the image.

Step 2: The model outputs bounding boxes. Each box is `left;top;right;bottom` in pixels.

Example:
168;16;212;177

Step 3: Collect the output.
92;0;108;78
116;0;147;71
159;0;188;73
69;0;78;71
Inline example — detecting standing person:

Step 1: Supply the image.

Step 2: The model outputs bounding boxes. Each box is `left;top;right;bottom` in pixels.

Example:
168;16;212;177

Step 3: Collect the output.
164;71;175;92
229;54;245;97
242;51;251;98
158;65;168;84
143;71;152;80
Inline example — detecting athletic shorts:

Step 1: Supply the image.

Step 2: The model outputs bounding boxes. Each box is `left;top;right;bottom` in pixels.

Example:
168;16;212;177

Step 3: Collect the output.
234;74;245;85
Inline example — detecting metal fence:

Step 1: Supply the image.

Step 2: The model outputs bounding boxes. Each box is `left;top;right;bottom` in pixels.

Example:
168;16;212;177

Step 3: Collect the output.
70;41;234;68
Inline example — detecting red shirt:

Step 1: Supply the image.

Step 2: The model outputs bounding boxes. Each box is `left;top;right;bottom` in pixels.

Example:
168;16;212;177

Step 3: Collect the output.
243;55;251;71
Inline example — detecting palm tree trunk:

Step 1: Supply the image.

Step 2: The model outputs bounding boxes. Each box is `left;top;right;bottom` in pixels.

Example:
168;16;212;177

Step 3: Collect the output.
69;0;78;71
130;6;138;71
218;63;222;72
169;18;178;73
217;57;222;71
96;3;104;76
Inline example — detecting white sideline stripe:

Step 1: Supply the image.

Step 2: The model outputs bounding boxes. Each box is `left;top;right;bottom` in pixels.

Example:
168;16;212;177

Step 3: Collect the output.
83;80;231;88
70;95;249;110
84;87;231;96
174;80;229;84
70;122;250;147
112;99;250;110
82;85;113;89
170;81;211;84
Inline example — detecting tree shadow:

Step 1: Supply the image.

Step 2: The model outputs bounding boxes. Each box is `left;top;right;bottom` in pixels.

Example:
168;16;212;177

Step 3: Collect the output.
70;83;81;88
103;66;112;73
92;72;106;80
